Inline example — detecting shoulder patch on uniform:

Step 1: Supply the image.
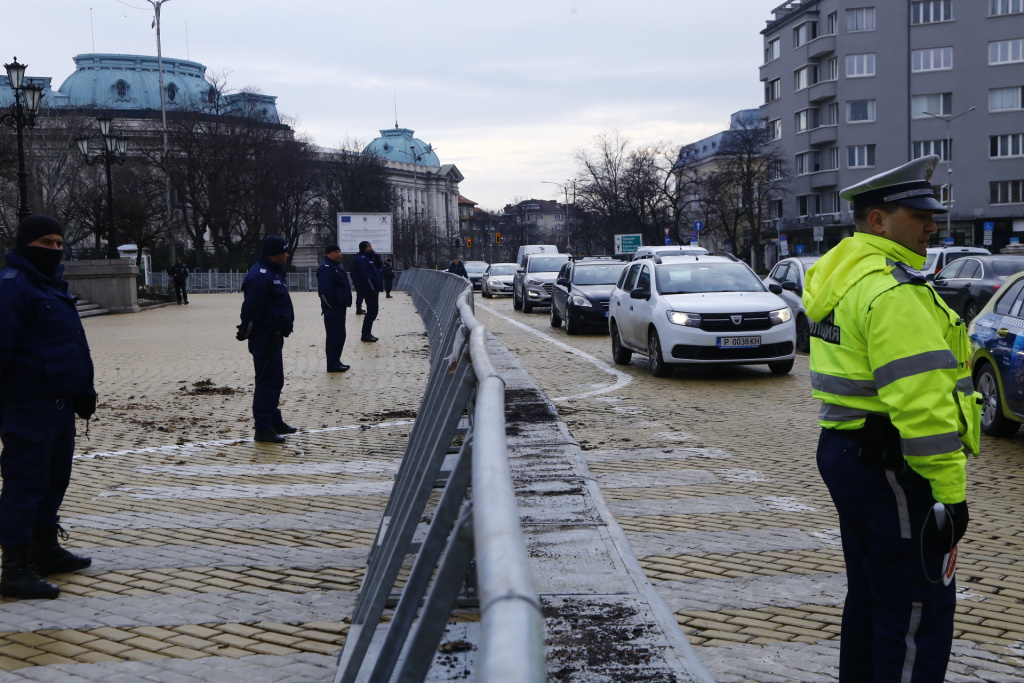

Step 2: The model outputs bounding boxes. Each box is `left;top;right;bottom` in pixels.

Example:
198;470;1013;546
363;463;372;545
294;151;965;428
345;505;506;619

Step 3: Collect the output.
809;310;841;344
2;269;19;279
887;260;926;285
259;268;267;273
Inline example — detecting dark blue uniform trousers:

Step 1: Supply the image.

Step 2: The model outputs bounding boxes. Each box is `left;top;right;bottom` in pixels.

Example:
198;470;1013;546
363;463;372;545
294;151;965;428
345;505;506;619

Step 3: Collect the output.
248;334;285;433
0;398;76;546
817;428;956;683
323;307;347;367
361;293;379;339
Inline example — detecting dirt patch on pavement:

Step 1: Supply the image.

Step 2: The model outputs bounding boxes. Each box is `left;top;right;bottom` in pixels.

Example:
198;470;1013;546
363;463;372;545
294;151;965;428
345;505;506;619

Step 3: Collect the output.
179;379;238;396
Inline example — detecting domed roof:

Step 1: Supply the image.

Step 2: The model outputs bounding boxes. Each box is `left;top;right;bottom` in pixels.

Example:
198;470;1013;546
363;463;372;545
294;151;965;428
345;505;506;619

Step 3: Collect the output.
364;126;439;166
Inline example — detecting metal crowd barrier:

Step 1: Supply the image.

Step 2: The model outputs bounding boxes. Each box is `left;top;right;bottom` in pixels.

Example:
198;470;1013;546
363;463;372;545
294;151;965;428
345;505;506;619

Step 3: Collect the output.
334;270;545;683
149;269;404;293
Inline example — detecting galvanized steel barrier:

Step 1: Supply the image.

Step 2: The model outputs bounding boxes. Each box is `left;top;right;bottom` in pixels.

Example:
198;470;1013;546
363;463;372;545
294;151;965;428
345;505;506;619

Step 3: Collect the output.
334;270;545;683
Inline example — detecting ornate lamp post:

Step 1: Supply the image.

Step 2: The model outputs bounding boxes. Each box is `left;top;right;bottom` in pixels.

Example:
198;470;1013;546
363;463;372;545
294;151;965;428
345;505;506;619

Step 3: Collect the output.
77;116;128;259
2;58;44;220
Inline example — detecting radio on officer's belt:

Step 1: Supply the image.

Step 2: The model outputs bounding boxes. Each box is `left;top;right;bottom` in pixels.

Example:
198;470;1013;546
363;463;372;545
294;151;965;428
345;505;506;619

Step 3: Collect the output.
932;502;958;586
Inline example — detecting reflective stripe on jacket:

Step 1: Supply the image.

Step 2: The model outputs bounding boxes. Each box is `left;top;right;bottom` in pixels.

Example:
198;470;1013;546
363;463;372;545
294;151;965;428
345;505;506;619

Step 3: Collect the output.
803;232;978;504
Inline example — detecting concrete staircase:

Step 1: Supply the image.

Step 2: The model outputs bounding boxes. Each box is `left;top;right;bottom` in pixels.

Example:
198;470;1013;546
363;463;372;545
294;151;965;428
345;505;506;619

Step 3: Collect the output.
75;298;109;318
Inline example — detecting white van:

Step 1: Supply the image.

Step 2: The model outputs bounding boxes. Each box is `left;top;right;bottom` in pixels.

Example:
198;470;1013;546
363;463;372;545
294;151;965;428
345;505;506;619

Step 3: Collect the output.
516;244;559;268
923;246;990;280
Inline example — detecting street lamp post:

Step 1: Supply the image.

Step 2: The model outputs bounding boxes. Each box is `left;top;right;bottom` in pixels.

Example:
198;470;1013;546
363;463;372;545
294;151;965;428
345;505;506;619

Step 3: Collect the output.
2;58;45;220
397;144;435;266
922;106;976;243
77;117;128;259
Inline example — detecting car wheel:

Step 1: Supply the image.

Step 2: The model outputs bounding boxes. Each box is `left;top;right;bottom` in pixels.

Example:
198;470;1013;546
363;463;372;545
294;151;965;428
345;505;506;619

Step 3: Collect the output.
964;300;980;323
611;322;632;365
549;301;562;327
523;296;534;313
513;286;523;310
768;358;795;375
565;306;579;335
796;314;811;353
483;284;491;298
648;328;671;377
976;363;1021;437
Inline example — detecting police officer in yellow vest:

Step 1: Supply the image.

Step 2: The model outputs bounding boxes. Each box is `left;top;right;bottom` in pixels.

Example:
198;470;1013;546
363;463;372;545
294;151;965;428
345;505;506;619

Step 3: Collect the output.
803;155;980;682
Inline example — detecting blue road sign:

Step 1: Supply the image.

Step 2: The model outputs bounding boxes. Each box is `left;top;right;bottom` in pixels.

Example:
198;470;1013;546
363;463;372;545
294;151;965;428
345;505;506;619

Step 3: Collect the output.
664;236;671;245
796;244;805;254
694;221;704;232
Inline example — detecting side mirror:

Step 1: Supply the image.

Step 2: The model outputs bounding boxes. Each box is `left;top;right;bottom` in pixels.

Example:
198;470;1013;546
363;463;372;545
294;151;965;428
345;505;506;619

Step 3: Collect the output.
781;281;799;292
768;283;783;295
556;277;569;286
517;267;525;274
629;287;649;300
926;273;935;282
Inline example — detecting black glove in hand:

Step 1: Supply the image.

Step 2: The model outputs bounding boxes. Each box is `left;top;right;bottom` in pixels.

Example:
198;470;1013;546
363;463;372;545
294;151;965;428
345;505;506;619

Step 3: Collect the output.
236;322;251;341
75;392;97;420
925;500;969;551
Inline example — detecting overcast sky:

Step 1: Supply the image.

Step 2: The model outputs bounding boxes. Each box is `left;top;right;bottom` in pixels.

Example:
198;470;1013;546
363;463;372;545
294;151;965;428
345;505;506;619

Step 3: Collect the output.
2;0;773;210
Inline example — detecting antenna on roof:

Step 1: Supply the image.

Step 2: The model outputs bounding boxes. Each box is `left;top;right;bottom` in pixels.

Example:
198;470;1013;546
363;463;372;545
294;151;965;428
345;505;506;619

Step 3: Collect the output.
90;6;96;52
394;93;398;128
185;18;190;60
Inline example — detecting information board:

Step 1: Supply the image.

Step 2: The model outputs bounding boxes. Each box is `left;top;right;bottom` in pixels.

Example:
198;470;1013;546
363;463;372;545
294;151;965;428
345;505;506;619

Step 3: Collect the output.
337;213;394;254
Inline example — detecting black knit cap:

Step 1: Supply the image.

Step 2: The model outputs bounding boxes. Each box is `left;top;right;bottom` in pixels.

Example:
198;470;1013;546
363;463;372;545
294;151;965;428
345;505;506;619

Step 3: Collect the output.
262;235;287;256
16;214;64;248
358;240;371;251
325;244;341;253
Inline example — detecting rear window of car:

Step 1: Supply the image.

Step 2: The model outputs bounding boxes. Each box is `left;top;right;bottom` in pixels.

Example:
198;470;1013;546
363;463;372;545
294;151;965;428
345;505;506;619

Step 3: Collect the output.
465;263;488;274
527;256;568;272
573;263;626;285
489;265;516;275
992;260;1024;277
656;263;765;294
994;278;1024;315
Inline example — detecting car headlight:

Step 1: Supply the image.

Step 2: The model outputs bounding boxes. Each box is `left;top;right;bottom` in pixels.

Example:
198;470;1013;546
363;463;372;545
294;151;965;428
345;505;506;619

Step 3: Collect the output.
488;278;500;285
667;311;701;327
770;307;792;325
570;295;594;307
527;278;543;286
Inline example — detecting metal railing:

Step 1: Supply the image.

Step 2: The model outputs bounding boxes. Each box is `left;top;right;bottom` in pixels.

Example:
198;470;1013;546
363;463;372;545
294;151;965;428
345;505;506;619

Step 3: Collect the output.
334;269;545;683
147;269;404;293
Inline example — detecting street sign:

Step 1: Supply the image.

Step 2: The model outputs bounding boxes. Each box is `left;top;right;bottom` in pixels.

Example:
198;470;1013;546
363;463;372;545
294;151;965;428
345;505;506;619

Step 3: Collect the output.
664;236;671;245
779;234;789;257
813;225;824;242
983;221;994;246
615;233;643;254
796;244;805;255
694;220;704;232
944;237;955;245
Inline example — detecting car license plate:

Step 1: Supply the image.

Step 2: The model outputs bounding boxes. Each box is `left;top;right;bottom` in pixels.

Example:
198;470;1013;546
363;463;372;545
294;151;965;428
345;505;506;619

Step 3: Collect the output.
718;336;760;348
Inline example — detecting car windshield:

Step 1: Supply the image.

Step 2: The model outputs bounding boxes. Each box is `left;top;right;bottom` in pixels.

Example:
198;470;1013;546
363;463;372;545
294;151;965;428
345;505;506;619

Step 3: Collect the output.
465;263;488;274
573;263;626;285
656;263;765;294
992;260;1024;277
489;265;517;276
924;254;937;270
528;256;568;272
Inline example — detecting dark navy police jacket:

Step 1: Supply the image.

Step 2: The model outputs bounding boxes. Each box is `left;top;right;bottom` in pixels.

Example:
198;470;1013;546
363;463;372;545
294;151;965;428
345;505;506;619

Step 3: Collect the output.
0;250;95;399
351;252;384;298
317;258;353;311
239;256;295;338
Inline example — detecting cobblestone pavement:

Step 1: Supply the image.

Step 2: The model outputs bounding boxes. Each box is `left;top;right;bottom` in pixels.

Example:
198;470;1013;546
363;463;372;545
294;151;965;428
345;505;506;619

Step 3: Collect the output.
475;295;1024;683
0;293;443;682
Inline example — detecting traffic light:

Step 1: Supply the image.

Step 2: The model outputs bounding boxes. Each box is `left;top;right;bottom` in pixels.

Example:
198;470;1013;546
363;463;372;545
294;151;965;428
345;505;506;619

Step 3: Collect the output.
466;237;472;248
495;232;502;245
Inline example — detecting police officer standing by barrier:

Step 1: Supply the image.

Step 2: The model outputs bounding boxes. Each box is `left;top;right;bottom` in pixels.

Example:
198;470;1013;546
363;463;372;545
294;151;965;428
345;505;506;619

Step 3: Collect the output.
803;156;978;682
0;215;96;600
351;240;383;343
169;258;189;305
317;244;351;373
236;235;297;444
382;258;395;298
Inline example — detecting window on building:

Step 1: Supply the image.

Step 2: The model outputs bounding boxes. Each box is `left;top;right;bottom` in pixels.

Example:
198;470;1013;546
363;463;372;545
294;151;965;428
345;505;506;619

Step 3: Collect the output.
912;92;952;117
765;38;780;63
769;160;784;180
991;134;1024;157
827;57;839;80
765;78;782;103
912;139;951;160
794;65;817;90
793;21;818;47
798;195;820;216
768;118;782;140
990;86;1024;110
846;8;876;31
991;180;1024;203
990;39;1024;65
554;213;564;220
795;108;819;132
990;0;1024;16
826;102;840;125
826;191;842;213
830;147;840;170
848;144;876;168
847;99;876;122
912;47;953;72
769;199;784;220
795;151;822;175
912;0;954;23
846;53;876;77
827;11;839;34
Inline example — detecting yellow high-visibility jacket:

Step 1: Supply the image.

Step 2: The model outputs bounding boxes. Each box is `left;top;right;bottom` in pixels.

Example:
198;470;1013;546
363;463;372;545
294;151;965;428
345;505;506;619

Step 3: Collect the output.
803;232;979;504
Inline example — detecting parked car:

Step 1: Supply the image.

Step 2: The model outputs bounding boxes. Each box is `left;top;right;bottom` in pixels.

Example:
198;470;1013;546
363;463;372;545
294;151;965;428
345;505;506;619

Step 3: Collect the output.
632;245;709;260
968;270;1024;436
513;252;570;313
550;258;627;334
608;254;796;377
931;254;1024;322
481;262;518;298
516;244;560;267
922;245;990;280
464;260;489;290
763;255;820;352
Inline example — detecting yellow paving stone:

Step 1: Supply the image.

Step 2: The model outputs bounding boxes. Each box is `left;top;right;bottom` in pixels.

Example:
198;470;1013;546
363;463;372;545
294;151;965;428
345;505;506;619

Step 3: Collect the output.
85;627;137;642
37;641;92;658
0;644;46;659
132;626;181;641
25;653;77;665
166;634;216;650
301;621;349;634
245;642;301;656
0;655;33;671
86;640;134;656
206;645;256;659
159;646;212;660
736;626;792;641
776;624;830;639
293;639;342;655
122;635;173;652
121;648;170;661
218;624;265;638
72;652;124;664
5;633;56;648
294;628;348;643
45;630;99;646
210;633;260;649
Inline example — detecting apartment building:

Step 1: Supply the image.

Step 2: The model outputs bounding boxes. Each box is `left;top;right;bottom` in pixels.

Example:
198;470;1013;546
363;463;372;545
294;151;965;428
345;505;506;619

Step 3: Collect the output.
760;0;1024;253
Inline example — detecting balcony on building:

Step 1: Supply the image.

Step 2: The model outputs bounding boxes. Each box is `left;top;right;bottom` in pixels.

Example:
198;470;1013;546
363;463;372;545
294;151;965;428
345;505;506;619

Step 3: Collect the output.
810;170;839;189
807;34;836;59
807;80;837;103
809;125;837;146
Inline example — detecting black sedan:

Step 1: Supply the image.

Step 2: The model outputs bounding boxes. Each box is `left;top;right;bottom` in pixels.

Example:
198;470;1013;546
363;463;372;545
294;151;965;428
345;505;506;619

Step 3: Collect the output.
931;254;1024;322
549;258;627;334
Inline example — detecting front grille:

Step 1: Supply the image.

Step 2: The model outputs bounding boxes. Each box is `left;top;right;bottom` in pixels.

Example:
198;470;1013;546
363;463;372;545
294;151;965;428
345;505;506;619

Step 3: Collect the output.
542;284;554;295
600;301;610;310
671;341;794;360
698;312;773;332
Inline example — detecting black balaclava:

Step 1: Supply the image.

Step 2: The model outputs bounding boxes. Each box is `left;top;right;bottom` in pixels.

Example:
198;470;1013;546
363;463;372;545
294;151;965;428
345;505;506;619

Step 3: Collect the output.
14;214;65;277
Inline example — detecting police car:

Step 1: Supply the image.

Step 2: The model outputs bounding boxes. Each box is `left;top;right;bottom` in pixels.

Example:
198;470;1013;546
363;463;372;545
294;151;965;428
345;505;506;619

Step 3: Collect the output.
608;254;797;377
968;269;1024;436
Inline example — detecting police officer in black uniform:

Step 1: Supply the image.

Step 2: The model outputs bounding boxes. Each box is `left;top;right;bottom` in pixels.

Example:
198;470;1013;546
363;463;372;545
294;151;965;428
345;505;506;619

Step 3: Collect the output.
0;215;96;600
382;259;395;298
351;241;384;342
317;244;352;373
236;235;296;444
169;258;189;305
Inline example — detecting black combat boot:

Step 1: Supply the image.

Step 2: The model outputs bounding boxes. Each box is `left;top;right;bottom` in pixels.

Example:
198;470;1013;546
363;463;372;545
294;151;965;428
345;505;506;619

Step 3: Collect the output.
33;525;92;575
0;545;60;599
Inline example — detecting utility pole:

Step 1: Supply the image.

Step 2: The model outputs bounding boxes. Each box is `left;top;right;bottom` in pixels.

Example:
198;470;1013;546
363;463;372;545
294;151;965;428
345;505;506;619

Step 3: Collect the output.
147;0;174;262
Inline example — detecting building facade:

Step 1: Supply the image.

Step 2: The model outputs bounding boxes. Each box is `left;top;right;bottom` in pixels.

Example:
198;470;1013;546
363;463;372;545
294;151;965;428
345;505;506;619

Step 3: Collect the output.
760;0;1024;253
